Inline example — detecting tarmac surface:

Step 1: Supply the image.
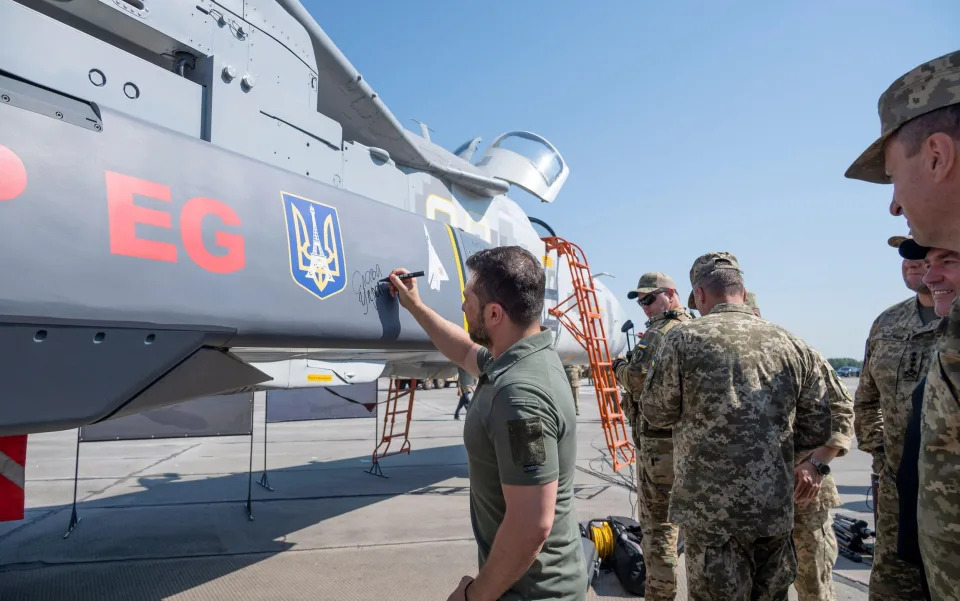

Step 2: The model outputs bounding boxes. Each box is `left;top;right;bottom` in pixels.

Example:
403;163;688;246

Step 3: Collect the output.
0;378;876;600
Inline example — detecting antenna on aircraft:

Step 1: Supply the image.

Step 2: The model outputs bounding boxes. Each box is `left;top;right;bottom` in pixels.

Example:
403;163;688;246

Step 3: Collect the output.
453;137;483;162
411;119;436;141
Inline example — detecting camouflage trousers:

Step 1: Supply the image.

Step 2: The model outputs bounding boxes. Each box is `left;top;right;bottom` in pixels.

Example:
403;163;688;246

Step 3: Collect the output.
919;533;960;600
564;366;581;414
636;437;678;601
684;529;796;601
870;469;925;600
793;505;838;601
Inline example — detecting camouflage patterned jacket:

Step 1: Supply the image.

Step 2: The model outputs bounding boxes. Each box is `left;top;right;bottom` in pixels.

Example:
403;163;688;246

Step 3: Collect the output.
796;349;856;514
614;308;691;437
854;296;942;475
641;303;832;538
563;364;584;381
918;300;960;563
615;358;639;428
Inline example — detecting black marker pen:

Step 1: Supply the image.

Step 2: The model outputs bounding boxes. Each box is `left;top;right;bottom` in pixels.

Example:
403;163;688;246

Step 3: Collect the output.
379;270;424;283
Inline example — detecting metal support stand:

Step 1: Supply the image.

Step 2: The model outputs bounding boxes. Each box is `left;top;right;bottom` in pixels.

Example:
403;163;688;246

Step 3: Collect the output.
257;399;274;491
245;424;254;521
366;400;388;478
367;459;385;478
63;429;81;538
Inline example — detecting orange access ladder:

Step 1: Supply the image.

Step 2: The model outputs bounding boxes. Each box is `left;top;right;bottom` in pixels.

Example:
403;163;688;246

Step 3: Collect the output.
367;377;417;477
543;236;635;472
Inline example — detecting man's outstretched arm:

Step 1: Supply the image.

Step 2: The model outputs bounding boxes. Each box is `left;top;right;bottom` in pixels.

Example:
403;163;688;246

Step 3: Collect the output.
388;268;482;378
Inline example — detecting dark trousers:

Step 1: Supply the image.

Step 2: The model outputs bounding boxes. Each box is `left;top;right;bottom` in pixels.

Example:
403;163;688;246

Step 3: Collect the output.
454;390;472;418
453;390;470;418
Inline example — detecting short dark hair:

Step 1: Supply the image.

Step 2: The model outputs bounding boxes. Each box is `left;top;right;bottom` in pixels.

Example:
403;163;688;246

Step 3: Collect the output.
897;104;960;157
698;268;745;298
466;246;545;326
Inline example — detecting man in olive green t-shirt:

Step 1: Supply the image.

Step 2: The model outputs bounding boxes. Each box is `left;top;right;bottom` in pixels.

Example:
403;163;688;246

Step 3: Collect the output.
388;246;586;601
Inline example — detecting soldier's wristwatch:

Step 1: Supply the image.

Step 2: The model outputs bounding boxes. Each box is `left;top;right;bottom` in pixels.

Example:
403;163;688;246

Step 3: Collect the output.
807;456;830;476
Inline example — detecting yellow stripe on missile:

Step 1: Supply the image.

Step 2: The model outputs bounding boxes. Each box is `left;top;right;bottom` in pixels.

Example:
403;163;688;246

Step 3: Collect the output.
446;225;469;331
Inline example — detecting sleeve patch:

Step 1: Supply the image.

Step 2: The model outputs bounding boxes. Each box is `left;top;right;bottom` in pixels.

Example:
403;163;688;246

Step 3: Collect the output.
507;417;546;471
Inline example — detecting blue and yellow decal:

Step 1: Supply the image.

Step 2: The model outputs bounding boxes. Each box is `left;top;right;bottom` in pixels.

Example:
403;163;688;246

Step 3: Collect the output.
445;224;469;331
281;191;347;300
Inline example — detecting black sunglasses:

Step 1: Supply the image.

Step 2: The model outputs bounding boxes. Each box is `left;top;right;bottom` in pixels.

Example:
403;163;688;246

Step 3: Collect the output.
638;289;666;307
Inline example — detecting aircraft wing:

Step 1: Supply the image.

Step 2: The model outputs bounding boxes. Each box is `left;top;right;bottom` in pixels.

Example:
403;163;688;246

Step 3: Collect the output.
275;0;509;197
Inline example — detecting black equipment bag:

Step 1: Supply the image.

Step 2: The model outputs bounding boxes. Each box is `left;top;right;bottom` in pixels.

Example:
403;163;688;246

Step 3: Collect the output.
608;516;646;596
579;522;601;588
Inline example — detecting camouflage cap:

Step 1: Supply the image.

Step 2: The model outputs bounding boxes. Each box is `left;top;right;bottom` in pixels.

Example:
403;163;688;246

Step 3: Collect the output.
627;272;677;300
845;49;960;183
689;251;742;287
889;234;931;260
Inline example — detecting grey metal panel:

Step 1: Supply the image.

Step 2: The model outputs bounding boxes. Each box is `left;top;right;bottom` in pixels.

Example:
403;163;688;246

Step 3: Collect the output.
20;0;213;62
250;110;343;182
210;0;245;20
259;105;342;152
1;1;203;138
25;0;256;61
242;0;315;69
380;361;458;380
0;103;466;349
265;383;376;422
197;30;345;186
342;141;410;212
110;347;271;420
0;73;103;132
0;321;222;436
241;13;337;136
80;392;254;441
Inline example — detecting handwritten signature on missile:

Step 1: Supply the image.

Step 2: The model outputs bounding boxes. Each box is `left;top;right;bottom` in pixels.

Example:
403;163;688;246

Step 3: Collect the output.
354;264;385;315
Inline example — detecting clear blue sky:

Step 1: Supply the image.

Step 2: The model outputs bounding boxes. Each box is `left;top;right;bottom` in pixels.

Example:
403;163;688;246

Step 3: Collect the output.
306;1;959;359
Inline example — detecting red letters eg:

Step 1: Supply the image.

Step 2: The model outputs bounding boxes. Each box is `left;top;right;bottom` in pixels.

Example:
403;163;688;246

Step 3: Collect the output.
105;171;245;273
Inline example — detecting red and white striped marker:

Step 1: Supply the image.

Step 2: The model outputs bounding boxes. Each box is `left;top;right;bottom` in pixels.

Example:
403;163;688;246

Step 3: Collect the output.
0;435;27;521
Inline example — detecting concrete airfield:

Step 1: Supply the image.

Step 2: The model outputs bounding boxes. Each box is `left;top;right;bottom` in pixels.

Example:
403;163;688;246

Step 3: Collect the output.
0;378;876;600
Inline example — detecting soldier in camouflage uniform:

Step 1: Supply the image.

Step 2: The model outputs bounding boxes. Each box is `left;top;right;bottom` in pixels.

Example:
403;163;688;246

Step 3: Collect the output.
852;237;940;601
846;49;960;601
612;272;692;601
563;364;583;415
642;252;832;601
746;293;856;601
916;253;960;601
897;241;960;600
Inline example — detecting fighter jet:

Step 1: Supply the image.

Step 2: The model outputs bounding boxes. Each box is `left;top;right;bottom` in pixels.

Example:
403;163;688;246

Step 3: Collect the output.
0;0;627;440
